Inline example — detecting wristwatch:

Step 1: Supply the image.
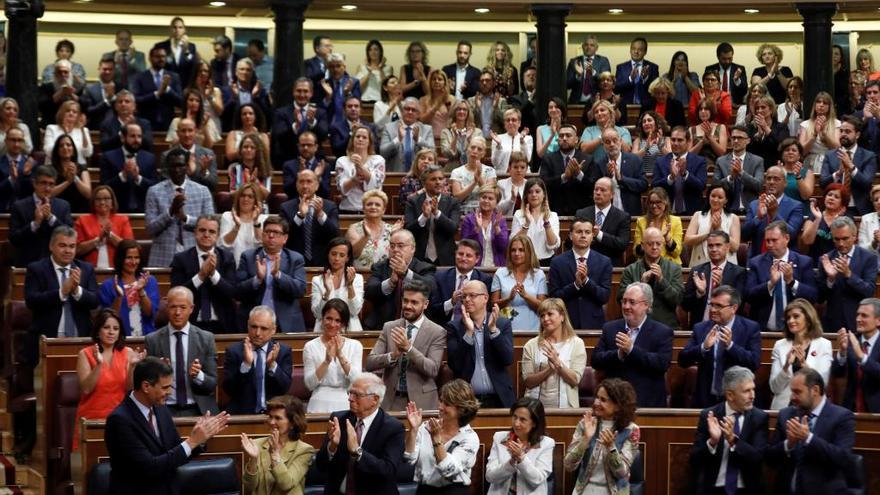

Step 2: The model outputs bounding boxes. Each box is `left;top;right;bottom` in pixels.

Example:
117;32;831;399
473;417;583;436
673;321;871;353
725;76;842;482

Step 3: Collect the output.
352;447;363;461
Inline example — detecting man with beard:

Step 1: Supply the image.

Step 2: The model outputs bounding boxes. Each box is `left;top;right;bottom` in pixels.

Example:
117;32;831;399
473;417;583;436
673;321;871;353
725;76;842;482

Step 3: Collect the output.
102;123;157;213
704;43;748;105
539;123;594;215
99;90;154;152
467;70;507;137
131;45;183;132
81;57;122;128
161;118;218;192
856;81;880;154
820;115;878;216
38;60;85;128
282;131;331;199
714;125;764;215
652;126;708;215
329;96;376;159
681;231;747;324
442;41;481;100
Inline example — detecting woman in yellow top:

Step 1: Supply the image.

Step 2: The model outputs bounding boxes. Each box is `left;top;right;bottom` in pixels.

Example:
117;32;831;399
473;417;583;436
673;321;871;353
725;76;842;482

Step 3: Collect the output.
240;395;315;495
633;187;683;264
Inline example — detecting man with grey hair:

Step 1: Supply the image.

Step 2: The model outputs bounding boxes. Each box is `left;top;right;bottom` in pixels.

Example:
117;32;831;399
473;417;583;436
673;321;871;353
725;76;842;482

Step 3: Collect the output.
223;57;271;132
689;365;769;495
404;164;462;265
315;371;405;495
818;215;878;333
566;34;611;104
379;96;434;172
832;297;880;413
145;286;219;416
222;305;292;414
618;226;683;328
315;52;361;125
271;76;329;165
9;165;74;266
38;59;85;127
24;225;98;364
593;282;673;407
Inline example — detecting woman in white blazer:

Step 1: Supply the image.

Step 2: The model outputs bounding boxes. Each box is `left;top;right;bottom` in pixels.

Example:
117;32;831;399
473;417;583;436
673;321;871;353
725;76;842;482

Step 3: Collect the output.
857;184;880;259
769;298;833;409
485;397;555;495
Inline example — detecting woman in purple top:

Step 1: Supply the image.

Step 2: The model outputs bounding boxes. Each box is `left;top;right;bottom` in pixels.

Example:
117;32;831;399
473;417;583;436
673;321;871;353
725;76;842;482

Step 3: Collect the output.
460;183;509;268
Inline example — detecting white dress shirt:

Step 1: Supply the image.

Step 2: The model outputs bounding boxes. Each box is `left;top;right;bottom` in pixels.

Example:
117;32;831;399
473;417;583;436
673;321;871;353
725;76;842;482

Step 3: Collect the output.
707;402;745;489
52;258;83;337
165;322;204;406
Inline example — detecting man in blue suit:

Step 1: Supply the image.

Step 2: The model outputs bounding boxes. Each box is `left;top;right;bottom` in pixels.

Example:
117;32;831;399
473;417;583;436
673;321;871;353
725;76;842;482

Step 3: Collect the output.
9;166;74;267
590;127;648;216
236;216;307;333
614;37;659;107
856;81;880;154
549;218;612;329
0;127;34;211
98;90;154;152
101;123;157;213
429;239;492;325
681;231;747;325
314;53;361;125
328;96;376;158
442;41;481;100
271;77;330;166
593;282;673;407
742;166;805;258
279;169;339;267
819;116;878;215
678;286;761;408
766;368;855;495
130;46;183;132
446;280;514;408
566;35;612;104
304;35;332;84
80;57;122;128
818;217;878;333
281;131;331;199
746;220;817;332
832;298;880;413
652;127;707;215
222;306;293;415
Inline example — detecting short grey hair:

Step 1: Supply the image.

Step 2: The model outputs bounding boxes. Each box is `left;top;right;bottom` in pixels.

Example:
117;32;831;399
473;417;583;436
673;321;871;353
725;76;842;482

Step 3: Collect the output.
392;228;415;246
55;59;72;70
327;52;345;64
294;77;313;90
626;282;653;309
167;286;194;304
350;372;386;402
860;298;880;318
830;216;857;235
402;96;421;109
711;285;741;307
722;366;754;393
235;57;255;71
249;305;277;326
50;225;77;244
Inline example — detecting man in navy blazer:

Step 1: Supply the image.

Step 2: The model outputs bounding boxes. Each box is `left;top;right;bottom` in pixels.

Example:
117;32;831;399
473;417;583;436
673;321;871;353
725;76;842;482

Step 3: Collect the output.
105;357;229;495
681;231;747;325
279;169;339;267
404;166;462;266
614;37;659;107
153;17;199;88
652;127;708;215
304;35;332;84
328;96;377;158
271;77;330;166
314;373;405;495
704;43;749;105
9;166;74;267
745;220;818;331
592;282;673;407
539;124;595;215
549;218;612;329
575;178;632;266
742;166;805;258
98;90;154;152
101;123;157;213
588;127;648;217
222;306;293;414
236;216;307;333
817;217;878;332
281;131;331;199
442;41;481;100
131;46;183;132
819;116;878;215
0;128;34;211
678;286;761;408
429;240;492;325
688;366;768;495
24;226;98;364
81;57;122;128
566;35;612;104
766;369;856;495
832;298;880;413
446;280;515;408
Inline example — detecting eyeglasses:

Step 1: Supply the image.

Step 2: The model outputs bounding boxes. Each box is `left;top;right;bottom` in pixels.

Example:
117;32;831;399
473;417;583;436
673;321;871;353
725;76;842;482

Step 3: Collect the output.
348;391;377;399
263;229;285;237
461;292;487;299
707;303;734;310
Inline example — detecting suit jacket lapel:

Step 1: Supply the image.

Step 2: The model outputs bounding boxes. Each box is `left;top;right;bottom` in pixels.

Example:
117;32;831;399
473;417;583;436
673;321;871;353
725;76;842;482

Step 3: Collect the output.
125;396;163;449
411;319;432;351
159;327;172;358
361;408;384;448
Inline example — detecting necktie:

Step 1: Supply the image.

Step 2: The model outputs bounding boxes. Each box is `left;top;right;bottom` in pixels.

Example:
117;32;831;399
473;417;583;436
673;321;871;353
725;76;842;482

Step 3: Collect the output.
633;63;643;104
254;347;265;413
856;341;870;412
711;328;725;396
807;413;817;431
672;157;686;213
199;254;212;322
175;187;185;246
345;420;366;495
303;205;314;263
596;210;605;228
453;274;467;319
120;53;129;88
773;275;785;330
154;71;161;89
174;330;187;406
59;267;76;337
513;190;522;211
300;107;308;126
147;408;159;437
722;68;729;93
723;412;742;495
403;126;414;171
261;257;275;308
703;266;721;321
394;277;404;319
398;323;416;393
582;57;593;98
425;198;438;262
842;150;853;190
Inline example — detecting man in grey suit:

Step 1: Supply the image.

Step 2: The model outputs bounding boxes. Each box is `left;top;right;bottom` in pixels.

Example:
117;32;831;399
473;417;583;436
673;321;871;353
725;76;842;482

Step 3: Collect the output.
145;148;215;267
566;35;612;104
467;70;507;137
80;57;122;128
714;125;764;214
365;280;446;411
145;286;219;417
161;118;218;192
379;97;434;172
102;29;147;88
403;165;462;266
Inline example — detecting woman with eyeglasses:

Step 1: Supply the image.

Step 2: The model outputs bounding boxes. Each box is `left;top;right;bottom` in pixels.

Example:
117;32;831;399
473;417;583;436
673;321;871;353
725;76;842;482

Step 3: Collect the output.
75;186;134;269
633;187;683;264
302;299;363;413
687;70;731;126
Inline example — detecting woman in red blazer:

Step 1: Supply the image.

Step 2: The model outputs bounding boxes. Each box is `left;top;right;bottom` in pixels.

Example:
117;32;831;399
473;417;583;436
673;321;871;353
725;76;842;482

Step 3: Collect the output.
75;185;134;269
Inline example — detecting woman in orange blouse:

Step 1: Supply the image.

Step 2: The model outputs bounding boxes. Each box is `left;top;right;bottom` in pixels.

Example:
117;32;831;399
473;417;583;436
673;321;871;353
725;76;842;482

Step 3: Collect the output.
687;70;732;126
74;186;134;269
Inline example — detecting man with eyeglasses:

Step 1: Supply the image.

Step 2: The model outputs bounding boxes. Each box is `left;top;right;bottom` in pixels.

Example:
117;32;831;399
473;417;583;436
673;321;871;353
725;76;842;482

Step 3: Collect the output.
817;216;877;334
618;226;683;329
102;123;157;213
714;125;764;215
0;127;36;211
364;229;437;330
679;286;761;408
742;166;804;258
856;80;880;154
593;282;673;407
652;126;707;215
271;77;329;166
379;97;434;173
315;372;405;495
446;280;514;408
282;131;331;200
9;165;74;266
682;230;747;325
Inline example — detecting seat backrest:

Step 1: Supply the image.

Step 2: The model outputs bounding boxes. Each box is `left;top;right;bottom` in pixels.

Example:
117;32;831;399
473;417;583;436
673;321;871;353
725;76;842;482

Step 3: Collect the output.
178;458;240;495
268;193;288;214
435;363;454;390
846;453;865;495
579;366;597;408
214;191;233;213
630;449;644;495
88;462;112;495
51;372;82;490
289;366;312;401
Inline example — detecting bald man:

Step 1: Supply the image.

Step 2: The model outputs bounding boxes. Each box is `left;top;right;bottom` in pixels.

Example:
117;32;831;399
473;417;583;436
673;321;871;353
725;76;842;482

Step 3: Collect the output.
742;165;804;258
161;118;218;192
279;169;339;267
618;226;683;328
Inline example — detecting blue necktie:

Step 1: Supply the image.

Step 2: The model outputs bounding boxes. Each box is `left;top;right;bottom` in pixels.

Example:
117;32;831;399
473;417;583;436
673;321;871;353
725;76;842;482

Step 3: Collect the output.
261;258;275;309
403;126;414;171
254;347;265;413
596;210;605;228
303;205;314;263
773;278;785;330
633;63;642;104
711;334;724;396
397;323;416;393
59;267;76;337
723;412;742;495
154;71;161;89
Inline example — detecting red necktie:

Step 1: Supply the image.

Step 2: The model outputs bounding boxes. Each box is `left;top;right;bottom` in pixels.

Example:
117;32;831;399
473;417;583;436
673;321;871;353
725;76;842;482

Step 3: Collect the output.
856;341;870;412
513;191;522;211
721;68;729;93
345;420;365;495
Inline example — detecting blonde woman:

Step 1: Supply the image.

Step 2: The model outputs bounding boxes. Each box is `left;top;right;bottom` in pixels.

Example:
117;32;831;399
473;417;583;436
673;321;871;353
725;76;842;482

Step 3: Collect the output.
345;189;404;269
302;300;363;413
419;69;456;139
799;91;840;173
440;100;482;170
219;183;267;267
521;298;587;408
579;99;632;164
750;43;794;104
855;48;879;82
336;125;386;213
857;184;880;257
769;299;833;409
491;234;548;331
44;100;93;166
735;82;768;127
450;135;497;214
511;177;560;265
485;41;518;98
227;133;272;199
400;148;438;205
633;187;683;264
0;97;33;156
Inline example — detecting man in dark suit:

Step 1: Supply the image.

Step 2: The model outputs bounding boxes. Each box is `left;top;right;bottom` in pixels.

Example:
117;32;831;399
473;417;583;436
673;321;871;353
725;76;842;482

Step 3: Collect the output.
689;366;769;495
37;60;84;128
281;131;331;199
23;225;98;364
145;287;219;416
679;286;762;408
766;368;856;495
314;372;405;495
566;35;612;104
170;215;238;334
539;124;594;215
714;126;765;214
549;218;612;329
271;77;330;166
209;35;240;88
364;229;437;330
704;42;748;105
509;66;537;136
304;35;333;84
131;46;183;132
446;280;514;408
652;127;708;215
818;217;878;332
104;29;146;89
614;37;659;106
222;306;293;414
820;116;878;215
101;122;157;213
9;166;74;267
575;177;632;266
519;37;536;92
742;166;805;258
592;282;673;408
745;220;817;332
681;231;747;325
314;53;362;125
153;17;199;87
328;96;376;158
279;169;339;267
98;90;154;152
105;357;229;495
429;239;492;325
161;118;218;192
0;127;34;211
590;127;648;217
832;298;880;413
404;165;462;265
856;81;880;155
81;57;122;128
442;40;481;100
236;216;307;333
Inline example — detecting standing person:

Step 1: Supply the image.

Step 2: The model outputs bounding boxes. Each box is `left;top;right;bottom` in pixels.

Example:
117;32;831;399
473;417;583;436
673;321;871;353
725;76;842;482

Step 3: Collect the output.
0;127;34;211
819;115;878;216
419;69;455;139
344;190;403;270
614;37;659;107
304;35;333;83
511;178;560;265
714;125;765;215
681;231;746;326
378;97;434;173
548;218;612;329
741;166;805;258
575;177;632;267
46;133;91;213
620;226;684;328
491;235;548;331
485;398;555;495
799;92;841;173
399;41;431;99
271;78;330;166
404;165;462;266
44;101;93;168
99;90;154;152
496;152;528;215
81;57;121;128
450;136;497;214
440;100;483;170
311;238;364;333
688;70;732;126
9;166;74;266
154;16;199;87
832;298;880;413
750;44;793;105
705;42;748;106
219;183;267;268
652;126;708;215
665;51;701;109
280;169;340;267
74;186;134;269
130;46;183;132
632;111;671;176
315;53;361;125
566;35;612;105
303;300;363;413
101;123;158;214
442;40;481;100
428;239;493;325
458;184;509;268
683;183;740;267
356;39;395;103
98;239;158;337
104;357;230;494
485;41;519;98
539;123;593;216
103;29;147;89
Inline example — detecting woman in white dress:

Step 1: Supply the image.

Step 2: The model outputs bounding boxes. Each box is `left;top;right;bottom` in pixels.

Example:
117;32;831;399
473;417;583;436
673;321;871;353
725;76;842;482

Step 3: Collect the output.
311;238;364;332
303;299;363;413
769;299;833;410
219;183;267;267
44;100;92;167
373;75;403;128
490;107;533;174
858;184;880;259
355;40;394;103
450;135;497;214
511;177;560;265
336;125;386;213
683;183;740;267
798;91;840;173
486;397;555;495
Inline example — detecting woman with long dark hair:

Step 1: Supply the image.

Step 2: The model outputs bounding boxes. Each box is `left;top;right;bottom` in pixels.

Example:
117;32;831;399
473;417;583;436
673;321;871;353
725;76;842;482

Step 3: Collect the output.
355;39;394;103
303;300;363;413
486;397;555;495
311;237;363;332
98;239;158;337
